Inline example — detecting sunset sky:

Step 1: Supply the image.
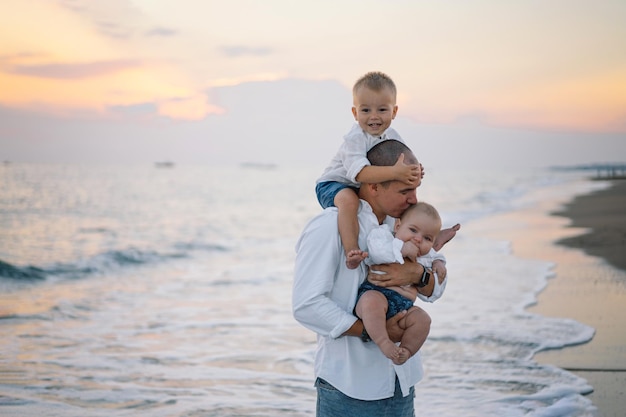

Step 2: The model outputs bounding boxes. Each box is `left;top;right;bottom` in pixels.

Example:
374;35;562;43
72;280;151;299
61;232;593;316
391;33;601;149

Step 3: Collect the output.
1;0;625;168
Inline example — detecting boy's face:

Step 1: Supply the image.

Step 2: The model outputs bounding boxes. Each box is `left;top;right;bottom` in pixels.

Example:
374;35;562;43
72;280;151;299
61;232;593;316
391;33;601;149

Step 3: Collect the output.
352;86;398;136
394;210;440;256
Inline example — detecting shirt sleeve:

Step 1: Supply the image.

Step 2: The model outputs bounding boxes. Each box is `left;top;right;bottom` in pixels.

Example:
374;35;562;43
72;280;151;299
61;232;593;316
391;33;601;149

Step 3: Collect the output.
365;224;404;266
292;212;358;339
340;128;372;184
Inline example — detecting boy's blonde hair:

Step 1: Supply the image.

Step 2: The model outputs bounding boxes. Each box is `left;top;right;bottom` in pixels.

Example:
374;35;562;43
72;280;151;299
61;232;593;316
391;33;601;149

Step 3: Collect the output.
353;71;397;100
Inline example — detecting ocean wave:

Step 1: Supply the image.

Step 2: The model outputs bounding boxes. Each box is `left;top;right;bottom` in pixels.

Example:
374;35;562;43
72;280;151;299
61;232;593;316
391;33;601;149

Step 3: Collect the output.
0;259;46;281
0;242;229;284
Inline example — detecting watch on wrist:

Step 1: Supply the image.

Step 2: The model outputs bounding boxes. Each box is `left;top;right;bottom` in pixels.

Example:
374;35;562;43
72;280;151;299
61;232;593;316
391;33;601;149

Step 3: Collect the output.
360;327;371;343
416;267;431;288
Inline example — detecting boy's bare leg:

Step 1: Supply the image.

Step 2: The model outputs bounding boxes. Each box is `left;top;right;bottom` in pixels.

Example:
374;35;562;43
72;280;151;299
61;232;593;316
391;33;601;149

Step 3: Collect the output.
335;188;365;269
355;291;403;363
395;306;431;365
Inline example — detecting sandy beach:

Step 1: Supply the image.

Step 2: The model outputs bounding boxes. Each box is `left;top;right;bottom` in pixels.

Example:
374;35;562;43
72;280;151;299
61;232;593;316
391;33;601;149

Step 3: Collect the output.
531;179;626;417
473;177;626;416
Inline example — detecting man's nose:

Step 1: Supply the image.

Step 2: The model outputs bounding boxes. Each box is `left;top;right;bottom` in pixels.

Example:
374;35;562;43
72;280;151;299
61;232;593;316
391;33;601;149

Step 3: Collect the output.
407;191;417;204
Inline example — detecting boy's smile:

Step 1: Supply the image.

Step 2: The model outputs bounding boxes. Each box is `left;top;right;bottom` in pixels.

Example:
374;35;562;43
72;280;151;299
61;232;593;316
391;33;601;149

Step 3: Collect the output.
352;86;398;137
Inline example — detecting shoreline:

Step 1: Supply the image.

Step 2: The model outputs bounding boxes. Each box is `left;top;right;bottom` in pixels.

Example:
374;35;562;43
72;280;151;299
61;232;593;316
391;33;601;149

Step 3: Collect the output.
474;176;626;416
529;179;626;417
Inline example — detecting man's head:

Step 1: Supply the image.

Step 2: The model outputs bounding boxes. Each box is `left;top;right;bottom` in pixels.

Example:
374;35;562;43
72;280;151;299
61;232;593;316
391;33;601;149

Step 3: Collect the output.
360;140;419;222
352;71;398;137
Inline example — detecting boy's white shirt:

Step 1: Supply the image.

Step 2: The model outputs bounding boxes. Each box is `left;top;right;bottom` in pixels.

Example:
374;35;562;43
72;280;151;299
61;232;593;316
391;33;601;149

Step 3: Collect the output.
316;124;404;186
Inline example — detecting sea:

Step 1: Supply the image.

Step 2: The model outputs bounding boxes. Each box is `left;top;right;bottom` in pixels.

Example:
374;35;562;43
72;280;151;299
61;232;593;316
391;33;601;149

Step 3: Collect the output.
0;162;607;417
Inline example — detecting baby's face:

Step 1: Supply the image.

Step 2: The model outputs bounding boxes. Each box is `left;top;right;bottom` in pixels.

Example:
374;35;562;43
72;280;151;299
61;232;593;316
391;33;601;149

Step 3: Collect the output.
351;87;397;136
394;210;440;256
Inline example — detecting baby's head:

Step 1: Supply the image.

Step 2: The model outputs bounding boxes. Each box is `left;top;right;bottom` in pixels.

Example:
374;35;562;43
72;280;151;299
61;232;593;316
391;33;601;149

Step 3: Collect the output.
352;71;398;136
394;202;441;255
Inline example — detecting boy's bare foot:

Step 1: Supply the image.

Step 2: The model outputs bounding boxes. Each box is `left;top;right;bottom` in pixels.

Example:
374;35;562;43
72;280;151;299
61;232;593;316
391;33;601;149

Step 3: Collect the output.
346;249;368;269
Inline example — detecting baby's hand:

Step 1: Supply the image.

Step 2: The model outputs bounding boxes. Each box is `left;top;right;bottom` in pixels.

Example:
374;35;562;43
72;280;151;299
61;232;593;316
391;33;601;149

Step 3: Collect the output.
400;241;419;262
432;259;447;283
393;153;420;185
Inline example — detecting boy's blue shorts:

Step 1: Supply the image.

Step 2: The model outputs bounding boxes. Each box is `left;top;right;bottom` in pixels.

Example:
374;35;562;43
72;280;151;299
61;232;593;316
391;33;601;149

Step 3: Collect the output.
315;181;359;209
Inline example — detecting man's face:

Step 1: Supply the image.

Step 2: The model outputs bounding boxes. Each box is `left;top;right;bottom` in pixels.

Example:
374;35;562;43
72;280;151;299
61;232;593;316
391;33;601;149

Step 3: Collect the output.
375;180;418;219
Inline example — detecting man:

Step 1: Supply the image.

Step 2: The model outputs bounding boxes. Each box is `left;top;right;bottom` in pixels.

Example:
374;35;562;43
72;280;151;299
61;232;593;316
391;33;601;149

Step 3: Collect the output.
293;140;456;416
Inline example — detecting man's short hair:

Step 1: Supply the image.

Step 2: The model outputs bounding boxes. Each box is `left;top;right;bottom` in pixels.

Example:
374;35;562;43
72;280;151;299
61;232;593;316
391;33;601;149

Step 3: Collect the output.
367;139;417;167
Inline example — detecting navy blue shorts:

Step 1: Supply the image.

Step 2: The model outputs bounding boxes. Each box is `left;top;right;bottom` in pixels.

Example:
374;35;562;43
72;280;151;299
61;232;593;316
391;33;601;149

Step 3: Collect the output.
315;181;359;209
356;281;414;319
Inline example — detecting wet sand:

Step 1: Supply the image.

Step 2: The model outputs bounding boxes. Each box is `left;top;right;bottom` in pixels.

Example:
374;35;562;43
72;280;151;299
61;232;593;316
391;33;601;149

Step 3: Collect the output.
475;178;626;417
531;179;626;417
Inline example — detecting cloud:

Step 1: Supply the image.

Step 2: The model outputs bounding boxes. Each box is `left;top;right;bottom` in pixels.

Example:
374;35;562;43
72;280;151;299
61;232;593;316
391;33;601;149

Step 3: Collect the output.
157;94;225;120
7;59;142;80
145;27;179;37
219;46;274;58
58;0;142;40
109;102;158;117
1;79;625;169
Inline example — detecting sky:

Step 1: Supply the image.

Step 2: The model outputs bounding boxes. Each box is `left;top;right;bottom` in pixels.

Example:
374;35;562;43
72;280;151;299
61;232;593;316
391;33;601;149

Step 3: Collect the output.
1;0;625;169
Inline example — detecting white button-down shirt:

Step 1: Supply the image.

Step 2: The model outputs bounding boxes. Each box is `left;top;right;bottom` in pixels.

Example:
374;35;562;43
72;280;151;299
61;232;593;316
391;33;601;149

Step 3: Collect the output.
316;124;404;186
292;200;446;400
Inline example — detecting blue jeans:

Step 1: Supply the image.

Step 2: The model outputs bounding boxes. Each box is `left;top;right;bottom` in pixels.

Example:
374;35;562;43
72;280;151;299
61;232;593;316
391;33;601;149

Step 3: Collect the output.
315;377;415;417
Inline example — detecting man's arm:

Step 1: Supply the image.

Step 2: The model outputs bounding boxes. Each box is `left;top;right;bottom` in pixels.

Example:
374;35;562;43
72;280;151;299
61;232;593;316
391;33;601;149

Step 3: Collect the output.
355;154;420;185
292;215;358;338
369;259;448;299
368;261;432;295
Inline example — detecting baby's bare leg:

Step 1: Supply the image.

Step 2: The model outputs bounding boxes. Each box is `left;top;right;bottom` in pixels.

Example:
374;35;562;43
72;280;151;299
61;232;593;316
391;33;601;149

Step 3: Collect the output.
396;306;431;365
355;290;402;362
433;223;461;251
334;188;364;269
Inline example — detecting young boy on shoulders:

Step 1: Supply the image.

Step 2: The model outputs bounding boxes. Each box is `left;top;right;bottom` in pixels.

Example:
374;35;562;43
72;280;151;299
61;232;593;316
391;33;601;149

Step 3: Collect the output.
316;71;421;269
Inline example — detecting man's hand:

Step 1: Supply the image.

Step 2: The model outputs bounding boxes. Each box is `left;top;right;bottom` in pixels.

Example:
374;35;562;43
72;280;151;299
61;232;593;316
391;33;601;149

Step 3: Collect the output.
368;262;424;287
386;310;407;343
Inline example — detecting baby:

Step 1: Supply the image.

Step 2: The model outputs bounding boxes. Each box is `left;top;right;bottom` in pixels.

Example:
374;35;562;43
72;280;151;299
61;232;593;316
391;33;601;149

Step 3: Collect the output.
355;202;443;365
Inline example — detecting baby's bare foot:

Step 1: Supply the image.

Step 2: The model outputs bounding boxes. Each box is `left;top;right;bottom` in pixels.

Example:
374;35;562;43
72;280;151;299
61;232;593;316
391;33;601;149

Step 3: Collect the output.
434;223;461;251
393;347;412;365
377;339;402;362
